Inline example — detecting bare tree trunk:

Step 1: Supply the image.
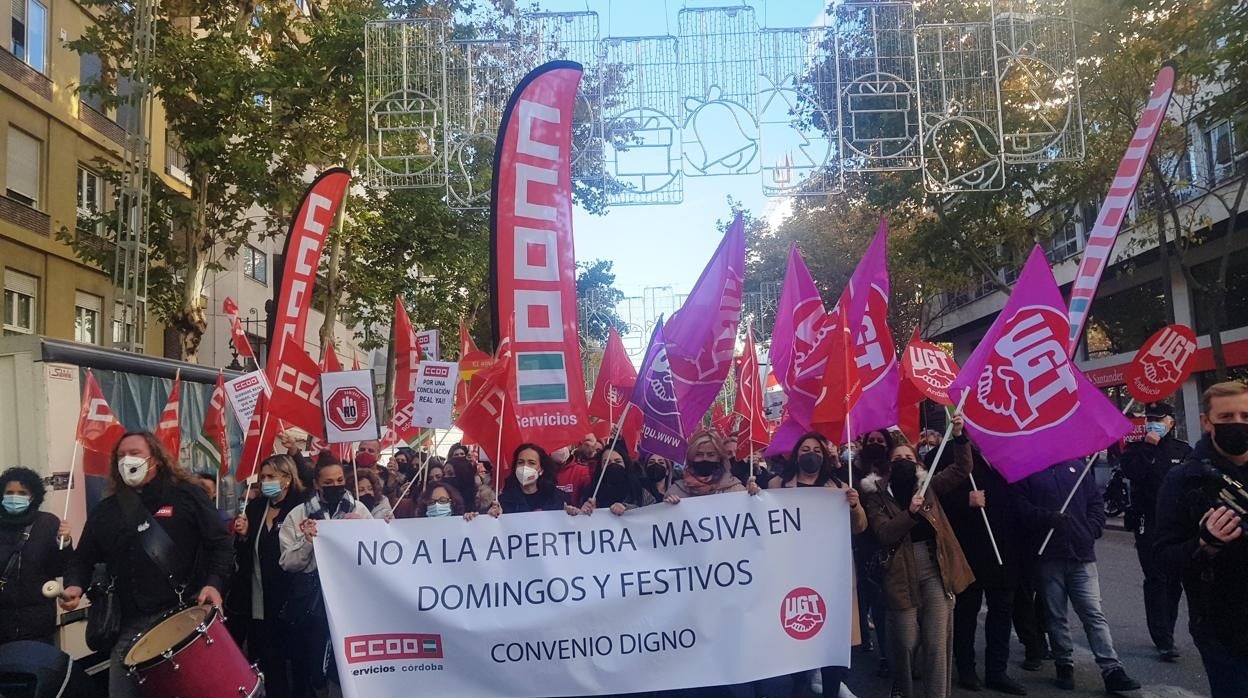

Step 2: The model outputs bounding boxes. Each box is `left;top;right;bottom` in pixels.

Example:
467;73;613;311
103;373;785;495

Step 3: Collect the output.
318;204;347;355
175;169;212;362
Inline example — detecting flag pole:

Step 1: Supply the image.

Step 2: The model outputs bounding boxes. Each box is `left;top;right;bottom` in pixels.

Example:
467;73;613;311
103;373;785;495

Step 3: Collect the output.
399;428;453;504
917;389;972;499
590;402;635;502
969;470;1004;566
58;442;81;550
494;397;507;496
1037;397;1136;555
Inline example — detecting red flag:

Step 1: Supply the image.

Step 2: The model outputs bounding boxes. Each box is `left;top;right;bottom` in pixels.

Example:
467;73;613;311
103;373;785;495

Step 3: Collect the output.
269;335;324;439
588;327;638;423
732;326;770;457
902;328;961;406
154;373;182;460
268;168;352;370
456;336;522;483
897;329;925;443
77;370;125;475
490;62;590;448
203;372;230;476
381;297;423;448
223;297;256;361
812;298;863;440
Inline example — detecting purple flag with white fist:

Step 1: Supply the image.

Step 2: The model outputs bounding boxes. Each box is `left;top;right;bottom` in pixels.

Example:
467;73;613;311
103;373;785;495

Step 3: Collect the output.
950;246;1132;483
629;318;687;463
664;214;746;436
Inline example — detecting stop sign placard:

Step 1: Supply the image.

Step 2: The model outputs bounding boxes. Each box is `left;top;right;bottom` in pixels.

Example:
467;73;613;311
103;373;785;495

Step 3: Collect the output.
320;370;380;443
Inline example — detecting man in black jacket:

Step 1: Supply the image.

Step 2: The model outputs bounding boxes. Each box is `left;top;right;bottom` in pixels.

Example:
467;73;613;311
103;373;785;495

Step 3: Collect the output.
1120;400;1191;661
939;448;1028;694
60;431;232;698
1154;382;1248;698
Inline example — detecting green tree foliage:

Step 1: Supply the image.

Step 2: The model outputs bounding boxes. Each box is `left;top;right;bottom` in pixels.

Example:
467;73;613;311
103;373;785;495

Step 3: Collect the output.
576;259;628;347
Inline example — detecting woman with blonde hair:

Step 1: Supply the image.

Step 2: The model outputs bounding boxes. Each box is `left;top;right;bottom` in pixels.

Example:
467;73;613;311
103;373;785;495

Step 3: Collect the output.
663;430;761;503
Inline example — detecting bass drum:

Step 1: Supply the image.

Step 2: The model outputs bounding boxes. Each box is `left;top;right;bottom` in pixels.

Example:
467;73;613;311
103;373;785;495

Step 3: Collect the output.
123;605;262;697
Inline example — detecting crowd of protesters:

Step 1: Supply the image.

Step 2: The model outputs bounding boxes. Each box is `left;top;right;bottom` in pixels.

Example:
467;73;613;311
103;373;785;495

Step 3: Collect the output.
0;381;1245;697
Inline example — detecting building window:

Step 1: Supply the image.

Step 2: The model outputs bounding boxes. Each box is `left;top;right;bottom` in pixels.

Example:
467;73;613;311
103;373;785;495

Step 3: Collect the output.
1083;277;1168;359
165;131;190;184
1047;218;1081;262
79;52;104;112
74;291;102;344
111;300;144;349
10;0;48;74
1206;117;1248;185
243;244;267;284
5;127;41;208
76;166;104;232
1191;247;1248;336
3;269;37;336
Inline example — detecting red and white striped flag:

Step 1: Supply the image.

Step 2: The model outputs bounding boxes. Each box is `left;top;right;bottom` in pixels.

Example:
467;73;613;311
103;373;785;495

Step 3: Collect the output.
154;372;183;460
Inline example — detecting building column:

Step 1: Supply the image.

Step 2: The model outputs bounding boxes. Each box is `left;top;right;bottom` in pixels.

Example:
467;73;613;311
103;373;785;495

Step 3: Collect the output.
1169;261;1202;439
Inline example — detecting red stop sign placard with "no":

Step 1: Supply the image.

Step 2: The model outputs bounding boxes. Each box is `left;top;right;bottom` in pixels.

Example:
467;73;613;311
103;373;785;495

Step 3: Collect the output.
320;370;380;443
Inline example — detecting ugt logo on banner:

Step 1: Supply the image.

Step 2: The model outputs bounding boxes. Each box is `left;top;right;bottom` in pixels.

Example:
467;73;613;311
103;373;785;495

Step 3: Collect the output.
968;306;1079;435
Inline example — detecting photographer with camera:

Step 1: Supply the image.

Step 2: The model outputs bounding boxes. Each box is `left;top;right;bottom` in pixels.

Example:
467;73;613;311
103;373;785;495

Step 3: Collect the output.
1155;381;1248;697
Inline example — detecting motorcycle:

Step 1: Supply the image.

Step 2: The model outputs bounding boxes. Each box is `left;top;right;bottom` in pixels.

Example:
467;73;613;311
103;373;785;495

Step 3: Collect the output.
1104;464;1131;519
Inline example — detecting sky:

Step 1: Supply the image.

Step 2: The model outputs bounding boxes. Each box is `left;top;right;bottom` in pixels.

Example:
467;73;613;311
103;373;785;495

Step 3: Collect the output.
550;0;830;299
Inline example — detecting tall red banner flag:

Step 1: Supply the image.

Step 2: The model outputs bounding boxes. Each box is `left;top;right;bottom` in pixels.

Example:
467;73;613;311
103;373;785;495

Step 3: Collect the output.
268;168;351;371
490;61;589;449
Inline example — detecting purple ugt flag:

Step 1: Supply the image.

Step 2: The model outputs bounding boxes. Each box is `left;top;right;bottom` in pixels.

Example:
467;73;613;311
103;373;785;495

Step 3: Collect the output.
949;246;1131;483
664;214;746;436
629;318;687;463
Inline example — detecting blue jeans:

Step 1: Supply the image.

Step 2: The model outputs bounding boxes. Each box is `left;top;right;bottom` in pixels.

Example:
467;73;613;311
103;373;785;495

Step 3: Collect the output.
1195;637;1248;698
1036;559;1123;676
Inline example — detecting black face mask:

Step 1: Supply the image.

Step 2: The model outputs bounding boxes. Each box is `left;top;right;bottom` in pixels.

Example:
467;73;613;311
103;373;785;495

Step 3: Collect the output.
321;485;347;509
1212;422;1248;457
862;443;888;464
689;459;719;478
359;494;377;511
646;463;668;483
888;459;918;502
598;466;631;506
798;453;824;475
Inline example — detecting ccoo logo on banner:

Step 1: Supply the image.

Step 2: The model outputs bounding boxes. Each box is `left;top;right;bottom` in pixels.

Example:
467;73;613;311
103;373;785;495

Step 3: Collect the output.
313;488;852;698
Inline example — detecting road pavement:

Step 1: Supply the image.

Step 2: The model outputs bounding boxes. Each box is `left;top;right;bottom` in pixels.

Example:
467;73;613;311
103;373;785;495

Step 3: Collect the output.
840;527;1210;698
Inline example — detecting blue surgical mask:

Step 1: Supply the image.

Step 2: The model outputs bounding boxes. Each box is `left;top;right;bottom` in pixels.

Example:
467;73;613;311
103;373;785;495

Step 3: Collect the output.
261;481;283;499
2;494;31;515
426;502;453;518
1145;421;1168;438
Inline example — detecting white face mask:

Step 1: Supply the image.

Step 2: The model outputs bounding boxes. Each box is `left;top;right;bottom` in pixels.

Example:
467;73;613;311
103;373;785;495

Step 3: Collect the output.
118;455;150;487
516;465;540;487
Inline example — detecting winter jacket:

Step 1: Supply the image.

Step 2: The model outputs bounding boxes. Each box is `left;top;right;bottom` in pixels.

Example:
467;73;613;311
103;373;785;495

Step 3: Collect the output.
1153;437;1248;657
497;485;570;514
278;493;372;574
939;450;1027;589
666;469;746;498
1011;459;1105;563
1121;434;1191;535
65;479;233;619
860;435;976;612
555;463;593;507
0;510;71;643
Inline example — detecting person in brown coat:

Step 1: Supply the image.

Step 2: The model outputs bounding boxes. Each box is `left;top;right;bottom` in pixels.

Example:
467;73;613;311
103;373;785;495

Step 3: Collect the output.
860;415;974;698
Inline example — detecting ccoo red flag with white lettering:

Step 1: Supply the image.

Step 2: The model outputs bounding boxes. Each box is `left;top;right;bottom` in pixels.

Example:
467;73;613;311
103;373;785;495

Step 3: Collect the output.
202;372;230;476
490;61;589;450
77;369;126;475
268;335;325;439
153;374;182;460
267;168;351;371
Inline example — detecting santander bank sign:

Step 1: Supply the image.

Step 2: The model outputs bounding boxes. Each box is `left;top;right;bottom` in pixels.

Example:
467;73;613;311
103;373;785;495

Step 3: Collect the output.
489;61;590;448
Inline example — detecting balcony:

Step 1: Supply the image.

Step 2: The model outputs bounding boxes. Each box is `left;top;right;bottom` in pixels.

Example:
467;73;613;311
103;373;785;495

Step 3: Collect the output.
75;222;115;259
0;47;51;100
79;102;127;147
0;195;50;236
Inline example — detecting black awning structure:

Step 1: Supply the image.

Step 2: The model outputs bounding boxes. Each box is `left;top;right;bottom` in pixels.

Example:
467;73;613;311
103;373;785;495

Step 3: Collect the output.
1;336;246;385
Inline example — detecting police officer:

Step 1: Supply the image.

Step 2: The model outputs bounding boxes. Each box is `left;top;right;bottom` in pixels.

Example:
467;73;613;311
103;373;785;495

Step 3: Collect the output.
1120;401;1191;661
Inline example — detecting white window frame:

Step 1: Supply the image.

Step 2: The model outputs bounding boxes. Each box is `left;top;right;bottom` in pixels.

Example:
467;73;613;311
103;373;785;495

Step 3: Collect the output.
111;300;145;350
243;244;267;284
76;166;105;233
74;291;102;345
6;126;42;208
10;0;48;73
3;269;38;336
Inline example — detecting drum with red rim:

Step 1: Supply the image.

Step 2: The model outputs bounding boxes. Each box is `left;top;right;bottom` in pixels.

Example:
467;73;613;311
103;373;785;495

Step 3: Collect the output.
123;605;262;697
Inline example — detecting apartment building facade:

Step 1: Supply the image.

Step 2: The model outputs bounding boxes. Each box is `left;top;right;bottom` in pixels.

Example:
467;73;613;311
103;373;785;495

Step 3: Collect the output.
928;110;1248;440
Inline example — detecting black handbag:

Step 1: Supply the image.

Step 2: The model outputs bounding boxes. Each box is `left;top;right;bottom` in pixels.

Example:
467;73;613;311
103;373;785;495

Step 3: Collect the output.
84;565;121;652
85;489;185;651
865;545;898;585
278;571;325;629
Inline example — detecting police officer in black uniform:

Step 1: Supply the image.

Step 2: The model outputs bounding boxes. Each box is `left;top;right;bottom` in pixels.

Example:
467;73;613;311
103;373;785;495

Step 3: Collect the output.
1120;401;1191;661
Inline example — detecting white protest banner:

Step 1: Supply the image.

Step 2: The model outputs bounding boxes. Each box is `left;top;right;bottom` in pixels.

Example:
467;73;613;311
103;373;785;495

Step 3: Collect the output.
314;488;852;698
416;329;440;361
409;360;459;429
224;370;269;428
321;370;381;443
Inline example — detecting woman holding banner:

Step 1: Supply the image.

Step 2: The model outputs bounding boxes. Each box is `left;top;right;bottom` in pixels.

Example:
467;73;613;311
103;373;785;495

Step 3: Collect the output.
582;442;656;515
491;444;579;515
447;455;496;514
412;481;478;521
860;416;973;698
232;454;305;698
663;430;759;502
772;433;868;698
641;453;675;501
279;459;372;695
